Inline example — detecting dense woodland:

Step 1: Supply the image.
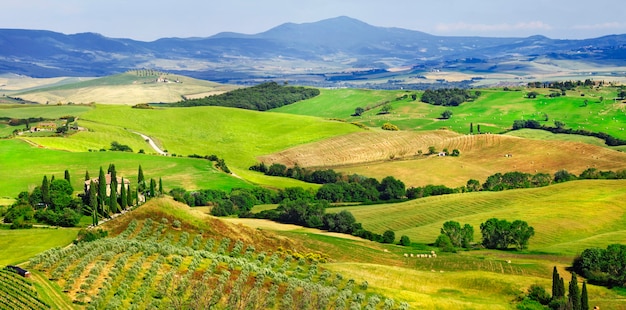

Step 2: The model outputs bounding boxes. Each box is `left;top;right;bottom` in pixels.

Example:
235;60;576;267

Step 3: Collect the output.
168;82;320;110
420;88;479;106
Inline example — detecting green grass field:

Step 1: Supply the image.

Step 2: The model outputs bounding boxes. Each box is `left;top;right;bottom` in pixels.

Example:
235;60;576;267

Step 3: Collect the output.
0;139;252;200
331;180;626;255
275;87;626;140
0;226;78;265
0;104;94;119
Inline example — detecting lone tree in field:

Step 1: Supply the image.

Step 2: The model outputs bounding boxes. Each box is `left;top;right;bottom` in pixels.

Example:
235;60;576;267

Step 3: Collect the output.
440;110;453;119
354;107;365;116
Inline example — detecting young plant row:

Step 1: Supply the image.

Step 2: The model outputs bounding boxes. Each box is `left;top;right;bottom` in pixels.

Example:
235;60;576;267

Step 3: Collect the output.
30;218;409;309
0;268;49;310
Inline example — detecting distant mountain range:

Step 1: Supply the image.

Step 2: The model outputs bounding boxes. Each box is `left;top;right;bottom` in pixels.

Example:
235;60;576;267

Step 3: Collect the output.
1;16;625;85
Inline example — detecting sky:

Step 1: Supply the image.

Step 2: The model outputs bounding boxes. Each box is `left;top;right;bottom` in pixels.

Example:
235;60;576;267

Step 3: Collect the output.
3;0;626;41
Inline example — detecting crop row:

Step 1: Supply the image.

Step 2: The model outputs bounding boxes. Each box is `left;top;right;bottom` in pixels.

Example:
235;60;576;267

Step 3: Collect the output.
0;269;49;309
31;218;409;309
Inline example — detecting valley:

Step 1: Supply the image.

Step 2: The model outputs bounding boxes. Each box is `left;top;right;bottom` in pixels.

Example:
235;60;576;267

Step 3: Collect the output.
2;59;626;309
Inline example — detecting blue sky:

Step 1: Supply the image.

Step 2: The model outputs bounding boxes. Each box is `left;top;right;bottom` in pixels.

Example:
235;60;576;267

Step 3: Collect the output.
3;0;626;41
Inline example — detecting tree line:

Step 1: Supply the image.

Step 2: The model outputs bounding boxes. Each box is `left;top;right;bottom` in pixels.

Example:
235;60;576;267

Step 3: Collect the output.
168;82;320;110
573;244;626;288
511;119;626;146
435;218;534;252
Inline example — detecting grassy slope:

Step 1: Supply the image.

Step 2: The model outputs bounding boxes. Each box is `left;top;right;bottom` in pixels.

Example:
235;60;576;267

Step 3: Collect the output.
0;139;251;199
15;72;237;104
272;88;407;118
0;104;93;119
275;87;626;140
331;180;626;255
0;227;79;265
260;130;626;188
21;104;361;189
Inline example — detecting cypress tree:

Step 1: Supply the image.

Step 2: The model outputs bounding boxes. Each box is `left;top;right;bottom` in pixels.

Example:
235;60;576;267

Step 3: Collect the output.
149;178;156;198
41;175;50;206
581;281;589;310
569;272;581;310
470;122;474;134
120;178;127;210
109;184;118;213
126;184;133;207
110;165;117;194
552;266;564;299
158;177;163;196
84;170;90;181
138;165;145;184
98;167;107;210
50;175;55;182
64;169;72;191
89;180;98;226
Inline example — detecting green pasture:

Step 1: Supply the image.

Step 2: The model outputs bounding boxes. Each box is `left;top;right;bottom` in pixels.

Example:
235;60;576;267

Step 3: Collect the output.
0;104;93;119
272;88;408;118
276;87;626;140
0;226;78;265
331;180;626;255
0;139;252;200
20;104;361;188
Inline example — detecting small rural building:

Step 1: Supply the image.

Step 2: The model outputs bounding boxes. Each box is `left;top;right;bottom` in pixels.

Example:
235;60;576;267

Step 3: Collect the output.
6;265;31;277
84;173;131;196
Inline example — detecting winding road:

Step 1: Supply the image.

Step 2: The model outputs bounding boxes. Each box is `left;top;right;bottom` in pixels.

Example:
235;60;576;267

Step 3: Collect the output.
132;131;167;155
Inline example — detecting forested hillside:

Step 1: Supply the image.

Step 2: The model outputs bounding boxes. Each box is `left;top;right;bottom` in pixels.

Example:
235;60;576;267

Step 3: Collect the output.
169;82;320;110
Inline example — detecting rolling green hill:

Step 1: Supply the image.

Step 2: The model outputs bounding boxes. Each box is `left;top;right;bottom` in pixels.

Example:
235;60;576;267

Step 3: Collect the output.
6;104;361;197
331;180;626;255
274;87;626;141
0;139;252;200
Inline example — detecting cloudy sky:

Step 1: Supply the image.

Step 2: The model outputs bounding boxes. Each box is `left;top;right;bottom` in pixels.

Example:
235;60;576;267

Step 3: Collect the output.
3;0;626;41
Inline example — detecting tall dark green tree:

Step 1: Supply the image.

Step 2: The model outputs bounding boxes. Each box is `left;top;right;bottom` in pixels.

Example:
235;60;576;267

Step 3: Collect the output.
41;175;50;206
159;177;163;196
89;180;98;226
149;178;156;198
126;184;133;207
581;281;589;310
109;183;118;213
64;169;72;191
98;167;107;212
552;266;565;299
568;273;581;310
84;170;90;181
138;165;145;184
120;178;127;210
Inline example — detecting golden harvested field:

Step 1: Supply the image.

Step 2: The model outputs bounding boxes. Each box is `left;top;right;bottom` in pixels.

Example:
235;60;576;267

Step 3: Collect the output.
260;130;626;187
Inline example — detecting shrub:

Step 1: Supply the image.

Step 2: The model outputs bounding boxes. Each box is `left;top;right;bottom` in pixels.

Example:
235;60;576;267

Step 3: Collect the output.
381;123;399;131
399;235;411;246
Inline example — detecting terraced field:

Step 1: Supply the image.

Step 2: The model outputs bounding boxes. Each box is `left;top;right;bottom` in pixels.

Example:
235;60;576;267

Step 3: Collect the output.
260;130;626;187
331;180;626;255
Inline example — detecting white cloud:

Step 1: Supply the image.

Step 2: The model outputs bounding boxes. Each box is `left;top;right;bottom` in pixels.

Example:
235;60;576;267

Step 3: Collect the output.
435;21;553;33
572;22;625;30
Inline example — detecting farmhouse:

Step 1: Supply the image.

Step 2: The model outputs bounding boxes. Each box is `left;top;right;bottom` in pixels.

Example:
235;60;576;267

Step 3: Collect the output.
6;265;31;277
84;173;131;196
30;121;57;132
